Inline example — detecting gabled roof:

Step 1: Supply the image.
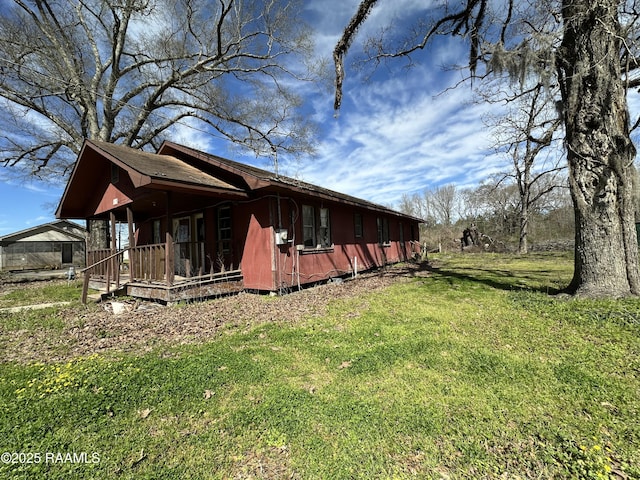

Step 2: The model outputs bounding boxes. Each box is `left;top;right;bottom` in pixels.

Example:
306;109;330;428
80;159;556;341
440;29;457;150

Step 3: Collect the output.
0;220;86;245
91;141;243;192
159;141;423;222
56;140;248;218
57;139;423;223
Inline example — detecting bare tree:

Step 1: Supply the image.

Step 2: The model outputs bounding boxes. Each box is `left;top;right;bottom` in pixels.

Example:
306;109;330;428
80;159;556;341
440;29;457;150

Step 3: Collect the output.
485;82;565;253
399;188;456;228
430;184;458;226
472;179;520;237
0;0;316;248
334;0;640;297
398;193;421;218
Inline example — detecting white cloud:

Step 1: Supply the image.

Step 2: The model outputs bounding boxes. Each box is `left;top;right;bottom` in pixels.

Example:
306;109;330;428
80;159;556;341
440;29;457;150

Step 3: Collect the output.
297;57;508;208
297;3;513;209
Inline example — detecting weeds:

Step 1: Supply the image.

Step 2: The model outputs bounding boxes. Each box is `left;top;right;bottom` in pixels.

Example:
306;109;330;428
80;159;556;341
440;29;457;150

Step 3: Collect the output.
0;253;639;479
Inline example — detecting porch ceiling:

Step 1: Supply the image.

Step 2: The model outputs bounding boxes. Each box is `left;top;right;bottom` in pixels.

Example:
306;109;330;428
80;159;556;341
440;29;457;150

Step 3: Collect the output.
105;188;243;223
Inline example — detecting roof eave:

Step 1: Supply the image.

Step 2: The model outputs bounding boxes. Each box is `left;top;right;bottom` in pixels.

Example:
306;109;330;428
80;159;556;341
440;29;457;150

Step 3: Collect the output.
260;181;424;223
158;141;425;223
55;139;91;219
0;223;86;243
147;178;249;197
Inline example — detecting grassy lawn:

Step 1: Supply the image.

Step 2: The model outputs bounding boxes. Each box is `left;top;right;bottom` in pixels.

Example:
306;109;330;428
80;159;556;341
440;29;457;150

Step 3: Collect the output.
1;252;639;479
0;280;86;309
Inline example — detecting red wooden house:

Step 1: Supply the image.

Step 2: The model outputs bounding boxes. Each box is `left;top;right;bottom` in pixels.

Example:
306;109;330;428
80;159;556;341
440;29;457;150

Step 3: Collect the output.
56;139;422;302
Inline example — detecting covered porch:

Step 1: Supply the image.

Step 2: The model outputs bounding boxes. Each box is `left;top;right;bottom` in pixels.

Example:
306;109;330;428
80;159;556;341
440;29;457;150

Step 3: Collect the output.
82;206;244;303
56;140;249;303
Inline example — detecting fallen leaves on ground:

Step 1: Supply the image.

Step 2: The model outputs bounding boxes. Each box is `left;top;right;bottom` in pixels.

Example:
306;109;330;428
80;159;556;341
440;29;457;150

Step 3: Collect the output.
1;262;430;364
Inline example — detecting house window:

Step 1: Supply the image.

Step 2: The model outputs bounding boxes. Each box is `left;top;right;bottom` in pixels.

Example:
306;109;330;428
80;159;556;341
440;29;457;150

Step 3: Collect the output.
377;217;390;245
302;205;316;247
196;215;205;243
354;213;363;238
302;205;332;248
174;217;190;243
218;206;232;255
319;208;331;247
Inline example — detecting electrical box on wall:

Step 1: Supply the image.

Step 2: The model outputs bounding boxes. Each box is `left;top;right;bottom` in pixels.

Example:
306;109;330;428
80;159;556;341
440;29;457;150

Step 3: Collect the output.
275;229;289;245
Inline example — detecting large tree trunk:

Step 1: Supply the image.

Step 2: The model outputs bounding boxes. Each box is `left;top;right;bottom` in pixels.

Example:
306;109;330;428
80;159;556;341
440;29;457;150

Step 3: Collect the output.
559;0;640;297
518;202;529;255
86;219;110;251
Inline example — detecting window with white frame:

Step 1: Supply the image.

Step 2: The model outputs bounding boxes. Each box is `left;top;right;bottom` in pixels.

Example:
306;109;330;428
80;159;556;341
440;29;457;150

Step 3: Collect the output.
302;205;332;248
318;207;331;247
302;205;316;247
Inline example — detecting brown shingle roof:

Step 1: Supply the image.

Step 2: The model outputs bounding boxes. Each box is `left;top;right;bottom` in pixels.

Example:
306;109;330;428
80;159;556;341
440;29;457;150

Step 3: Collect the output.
90;140;243;192
160;141;423;222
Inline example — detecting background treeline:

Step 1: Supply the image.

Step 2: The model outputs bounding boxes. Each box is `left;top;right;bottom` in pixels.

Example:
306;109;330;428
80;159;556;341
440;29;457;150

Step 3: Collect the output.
398;180;575;254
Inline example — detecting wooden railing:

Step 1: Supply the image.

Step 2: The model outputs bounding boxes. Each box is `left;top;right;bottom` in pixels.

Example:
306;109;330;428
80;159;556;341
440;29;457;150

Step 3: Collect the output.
174;241;206;277
86;249;121;277
130;243;166;282
82;237;244;303
81;244;168;303
81;248;126;303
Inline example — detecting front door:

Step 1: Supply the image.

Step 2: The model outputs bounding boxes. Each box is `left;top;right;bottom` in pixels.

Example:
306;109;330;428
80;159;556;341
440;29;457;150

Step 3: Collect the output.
61;243;73;264
173;213;205;276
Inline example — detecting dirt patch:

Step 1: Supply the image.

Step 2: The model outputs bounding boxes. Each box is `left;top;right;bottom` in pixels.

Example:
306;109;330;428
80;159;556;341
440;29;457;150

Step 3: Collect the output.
1;262;430;364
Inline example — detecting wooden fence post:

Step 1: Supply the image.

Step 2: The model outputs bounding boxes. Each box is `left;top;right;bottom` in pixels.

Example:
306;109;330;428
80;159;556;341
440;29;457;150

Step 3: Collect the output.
81;272;91;304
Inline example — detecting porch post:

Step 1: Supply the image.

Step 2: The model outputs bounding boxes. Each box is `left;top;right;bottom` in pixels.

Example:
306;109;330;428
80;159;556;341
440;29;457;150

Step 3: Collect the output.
110;211;120;289
166;231;175;286
165;192;174;286
127;206;136;282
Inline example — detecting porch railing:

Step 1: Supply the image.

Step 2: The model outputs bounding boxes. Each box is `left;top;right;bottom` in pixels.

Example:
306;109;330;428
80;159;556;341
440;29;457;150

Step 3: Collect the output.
81;248;126;303
86;249;121;277
174;241;206;277
130;243;166;282
82;237;241;303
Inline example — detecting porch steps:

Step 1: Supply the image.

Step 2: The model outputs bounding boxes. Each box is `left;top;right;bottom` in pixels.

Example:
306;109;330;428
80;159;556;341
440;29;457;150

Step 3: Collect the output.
83;270;243;304
84;280;129;303
126;270;243;303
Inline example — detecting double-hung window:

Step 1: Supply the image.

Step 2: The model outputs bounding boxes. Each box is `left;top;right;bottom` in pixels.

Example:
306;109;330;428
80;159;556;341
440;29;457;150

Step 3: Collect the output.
302;205;331;248
354;213;363;238
302;205;316;247
318;208;331;247
218;206;232;255
377;217;390;245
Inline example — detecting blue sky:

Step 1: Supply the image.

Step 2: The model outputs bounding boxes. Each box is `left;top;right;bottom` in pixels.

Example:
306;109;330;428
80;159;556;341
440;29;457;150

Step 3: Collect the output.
2;0;638;236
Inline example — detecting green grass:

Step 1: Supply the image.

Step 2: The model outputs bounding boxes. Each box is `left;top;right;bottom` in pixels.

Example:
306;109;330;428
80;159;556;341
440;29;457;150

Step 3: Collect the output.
0;281;85;308
1;252;639;479
0;281;88;345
